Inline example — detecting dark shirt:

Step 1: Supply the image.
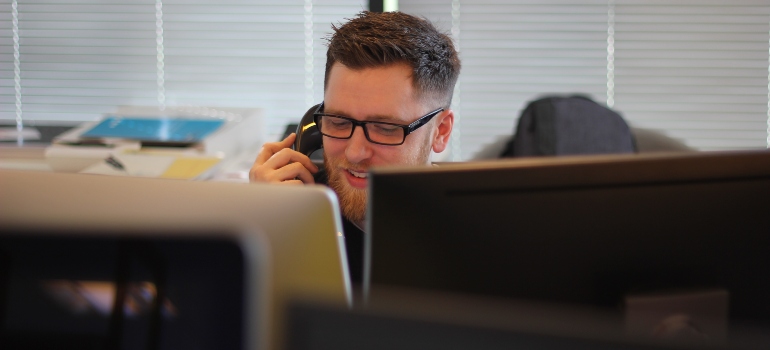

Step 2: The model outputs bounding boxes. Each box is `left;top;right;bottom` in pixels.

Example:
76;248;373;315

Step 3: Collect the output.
313;168;364;287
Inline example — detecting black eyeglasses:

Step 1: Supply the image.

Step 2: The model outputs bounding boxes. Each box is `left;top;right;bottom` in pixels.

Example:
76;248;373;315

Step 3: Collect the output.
313;103;444;146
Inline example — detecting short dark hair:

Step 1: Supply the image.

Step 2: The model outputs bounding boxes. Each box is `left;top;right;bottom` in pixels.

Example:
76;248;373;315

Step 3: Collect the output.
324;11;461;108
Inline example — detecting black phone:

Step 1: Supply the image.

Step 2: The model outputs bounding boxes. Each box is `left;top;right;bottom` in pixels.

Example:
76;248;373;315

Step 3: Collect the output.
293;103;324;157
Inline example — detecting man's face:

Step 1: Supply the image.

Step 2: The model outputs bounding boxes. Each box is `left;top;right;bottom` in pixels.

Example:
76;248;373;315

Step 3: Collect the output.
322;62;452;226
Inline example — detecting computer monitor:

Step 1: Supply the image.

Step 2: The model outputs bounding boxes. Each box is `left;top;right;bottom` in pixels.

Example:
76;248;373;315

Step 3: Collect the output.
0;226;267;350
366;150;770;344
0;169;351;350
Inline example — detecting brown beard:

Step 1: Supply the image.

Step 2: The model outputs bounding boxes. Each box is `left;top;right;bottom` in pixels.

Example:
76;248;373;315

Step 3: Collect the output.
323;134;433;227
325;158;368;227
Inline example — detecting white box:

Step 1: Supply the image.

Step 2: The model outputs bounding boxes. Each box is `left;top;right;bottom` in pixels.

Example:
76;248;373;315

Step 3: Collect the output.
46;106;263;173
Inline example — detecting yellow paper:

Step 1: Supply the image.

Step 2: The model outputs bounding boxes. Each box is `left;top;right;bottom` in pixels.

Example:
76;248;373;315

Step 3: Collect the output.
161;157;221;179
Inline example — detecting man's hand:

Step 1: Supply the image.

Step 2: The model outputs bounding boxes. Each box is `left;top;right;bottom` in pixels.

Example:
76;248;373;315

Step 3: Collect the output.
249;133;319;185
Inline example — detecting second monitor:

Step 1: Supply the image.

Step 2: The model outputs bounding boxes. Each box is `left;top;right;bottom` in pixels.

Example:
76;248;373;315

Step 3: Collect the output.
366;150;770;343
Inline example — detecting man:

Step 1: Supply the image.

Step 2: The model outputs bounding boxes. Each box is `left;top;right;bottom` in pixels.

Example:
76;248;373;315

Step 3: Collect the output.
249;11;460;285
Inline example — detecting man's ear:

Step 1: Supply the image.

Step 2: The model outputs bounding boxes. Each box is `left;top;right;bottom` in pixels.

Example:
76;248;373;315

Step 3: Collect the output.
431;109;454;153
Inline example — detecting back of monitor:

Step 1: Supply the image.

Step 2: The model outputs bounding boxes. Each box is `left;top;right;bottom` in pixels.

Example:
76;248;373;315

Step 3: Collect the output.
0;169;351;350
366;150;770;345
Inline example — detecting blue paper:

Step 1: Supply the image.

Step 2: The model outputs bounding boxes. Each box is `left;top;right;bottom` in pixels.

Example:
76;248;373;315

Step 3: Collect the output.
81;117;225;143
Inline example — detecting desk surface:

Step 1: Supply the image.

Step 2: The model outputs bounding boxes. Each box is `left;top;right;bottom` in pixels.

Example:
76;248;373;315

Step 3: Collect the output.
0;139;258;182
0;145;51;172
0;124;73;172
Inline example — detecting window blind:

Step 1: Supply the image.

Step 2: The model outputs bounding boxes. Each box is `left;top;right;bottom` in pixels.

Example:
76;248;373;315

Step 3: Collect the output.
1;0;366;143
400;0;770;159
613;1;769;151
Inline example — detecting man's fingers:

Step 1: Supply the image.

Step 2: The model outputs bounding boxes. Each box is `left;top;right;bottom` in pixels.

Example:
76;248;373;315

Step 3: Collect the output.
250;146;318;184
259;162;316;184
292;163;317;184
279;132;297;147
249;133;322;185
255;133;297;165
263;148;319;174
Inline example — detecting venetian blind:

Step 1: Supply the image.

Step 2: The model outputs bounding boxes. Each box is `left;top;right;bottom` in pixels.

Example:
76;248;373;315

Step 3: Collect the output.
400;0;770;159
0;0;366;141
612;1;769;151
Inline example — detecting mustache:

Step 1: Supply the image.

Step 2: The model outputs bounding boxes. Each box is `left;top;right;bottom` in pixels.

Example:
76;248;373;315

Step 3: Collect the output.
324;157;371;171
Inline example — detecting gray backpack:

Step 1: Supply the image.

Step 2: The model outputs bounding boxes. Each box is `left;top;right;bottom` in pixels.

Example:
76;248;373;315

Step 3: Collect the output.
501;95;636;157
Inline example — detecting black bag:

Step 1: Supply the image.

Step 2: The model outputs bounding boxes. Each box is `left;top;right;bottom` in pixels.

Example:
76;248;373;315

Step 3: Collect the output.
501;95;636;157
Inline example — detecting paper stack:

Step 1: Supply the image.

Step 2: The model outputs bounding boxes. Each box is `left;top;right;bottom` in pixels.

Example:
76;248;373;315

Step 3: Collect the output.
80;150;223;180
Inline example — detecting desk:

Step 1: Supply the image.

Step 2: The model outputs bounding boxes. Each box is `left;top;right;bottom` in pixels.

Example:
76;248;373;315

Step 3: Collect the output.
0;144;259;182
0;109;263;180
0;125;75;172
0;138;259;183
0;145;52;172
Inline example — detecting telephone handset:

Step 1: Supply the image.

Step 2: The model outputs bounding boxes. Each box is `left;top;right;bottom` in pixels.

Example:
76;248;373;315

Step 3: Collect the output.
294;102;324;157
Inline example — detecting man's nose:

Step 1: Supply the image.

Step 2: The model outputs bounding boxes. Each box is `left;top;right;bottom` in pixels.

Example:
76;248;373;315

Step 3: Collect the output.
345;126;373;163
